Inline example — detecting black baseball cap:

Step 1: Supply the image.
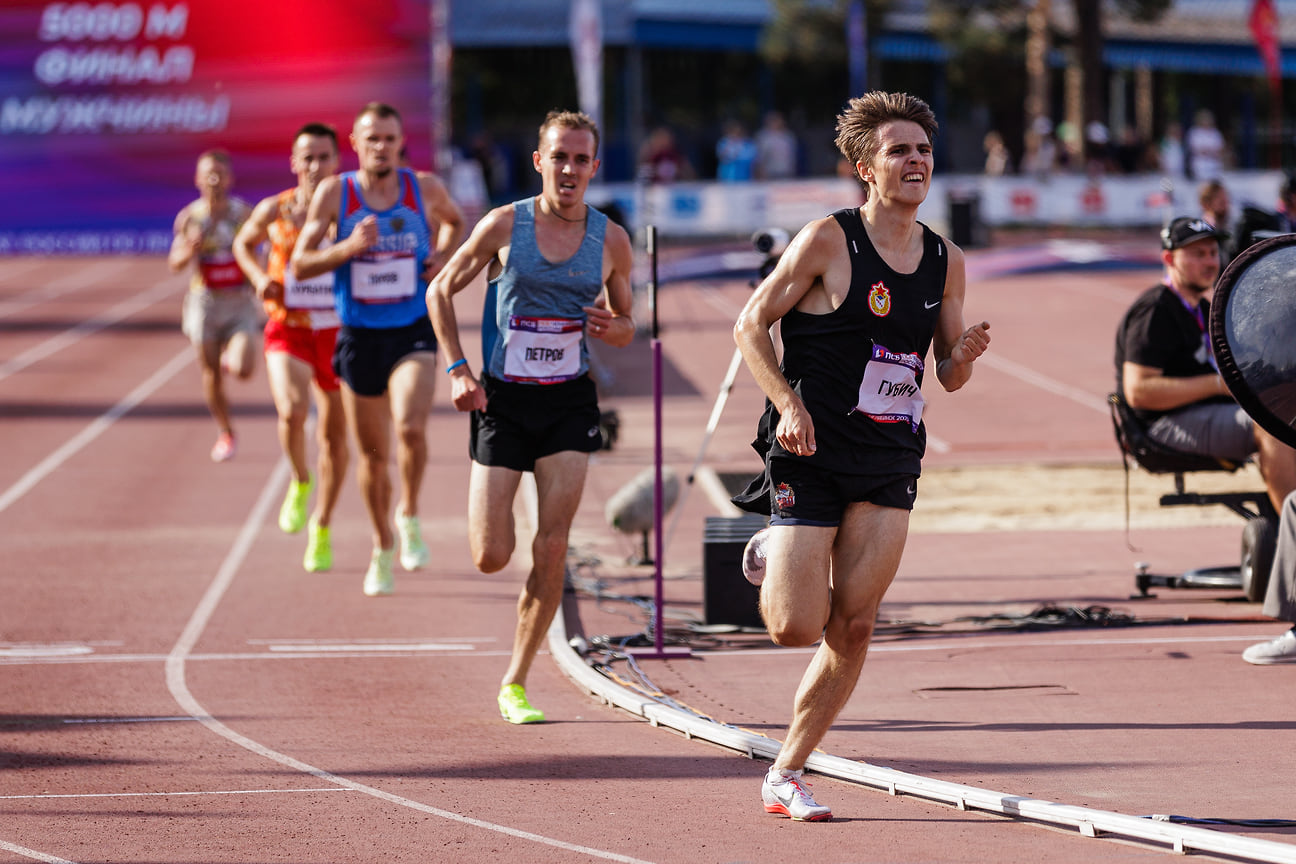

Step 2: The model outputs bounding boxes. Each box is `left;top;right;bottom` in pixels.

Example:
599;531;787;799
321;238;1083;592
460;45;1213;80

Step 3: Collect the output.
1161;216;1229;250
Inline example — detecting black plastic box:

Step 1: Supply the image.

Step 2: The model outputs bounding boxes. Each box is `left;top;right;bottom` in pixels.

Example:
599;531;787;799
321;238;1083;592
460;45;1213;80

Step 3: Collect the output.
702;515;768;629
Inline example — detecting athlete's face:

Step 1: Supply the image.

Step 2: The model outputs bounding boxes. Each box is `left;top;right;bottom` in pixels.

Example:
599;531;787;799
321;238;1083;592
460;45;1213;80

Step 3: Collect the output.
290;134;338;191
533;126;599;208
1166;238;1221;299
194;156;233;200
351;113;404;179
858;120;932;206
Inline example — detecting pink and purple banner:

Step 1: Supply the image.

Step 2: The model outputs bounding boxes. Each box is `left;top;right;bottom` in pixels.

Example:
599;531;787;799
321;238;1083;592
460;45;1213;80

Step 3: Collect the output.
0;1;433;254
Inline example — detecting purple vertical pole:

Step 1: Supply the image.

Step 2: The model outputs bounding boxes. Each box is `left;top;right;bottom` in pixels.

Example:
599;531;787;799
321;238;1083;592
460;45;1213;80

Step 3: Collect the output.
653;337;664;653
649;224;664;653
631;225;688;659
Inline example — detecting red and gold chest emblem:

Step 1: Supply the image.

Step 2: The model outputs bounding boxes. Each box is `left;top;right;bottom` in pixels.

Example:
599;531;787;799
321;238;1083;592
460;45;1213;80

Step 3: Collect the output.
868;281;891;317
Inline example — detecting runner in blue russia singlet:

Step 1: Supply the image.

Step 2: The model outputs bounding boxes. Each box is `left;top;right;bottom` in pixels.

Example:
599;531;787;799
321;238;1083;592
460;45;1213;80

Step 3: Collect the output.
334;167;432;329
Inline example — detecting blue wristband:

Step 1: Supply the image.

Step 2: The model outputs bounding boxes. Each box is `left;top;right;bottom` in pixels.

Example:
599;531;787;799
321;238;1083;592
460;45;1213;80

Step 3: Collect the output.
445;358;467;375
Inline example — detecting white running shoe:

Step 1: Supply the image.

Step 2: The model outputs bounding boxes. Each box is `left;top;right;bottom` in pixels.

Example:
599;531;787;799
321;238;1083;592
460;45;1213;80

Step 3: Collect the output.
761;767;832;822
396;513;430;571
362;546;395;597
742;527;770;587
1242;628;1296;665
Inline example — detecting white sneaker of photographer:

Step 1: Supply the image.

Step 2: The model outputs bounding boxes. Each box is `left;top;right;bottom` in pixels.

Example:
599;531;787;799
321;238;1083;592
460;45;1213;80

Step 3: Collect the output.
1242;627;1296;664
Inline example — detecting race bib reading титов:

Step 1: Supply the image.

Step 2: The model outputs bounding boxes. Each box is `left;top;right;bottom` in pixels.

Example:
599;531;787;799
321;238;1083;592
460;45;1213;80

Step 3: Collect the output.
351;251;417;303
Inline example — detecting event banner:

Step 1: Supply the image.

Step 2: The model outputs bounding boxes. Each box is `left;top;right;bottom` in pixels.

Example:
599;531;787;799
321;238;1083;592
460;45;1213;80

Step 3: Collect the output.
0;1;433;255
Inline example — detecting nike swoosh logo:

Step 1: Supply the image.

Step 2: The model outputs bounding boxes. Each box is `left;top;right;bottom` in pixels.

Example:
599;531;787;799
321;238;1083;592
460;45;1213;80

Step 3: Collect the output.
924;300;941;310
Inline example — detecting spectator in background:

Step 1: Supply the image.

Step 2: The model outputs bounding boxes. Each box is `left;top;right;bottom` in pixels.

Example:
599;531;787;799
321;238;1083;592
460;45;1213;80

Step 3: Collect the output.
638;126;692;184
469;131;512;204
1084;121;1112;177
716;120;758;182
1187;109;1226;181
1021;115;1057;179
1198;179;1232;231
1056;118;1081;171
755;111;798;180
1113;127;1150;174
1233;172;1296;256
1158;121;1187;180
982;130;1011;176
1198;178;1234;266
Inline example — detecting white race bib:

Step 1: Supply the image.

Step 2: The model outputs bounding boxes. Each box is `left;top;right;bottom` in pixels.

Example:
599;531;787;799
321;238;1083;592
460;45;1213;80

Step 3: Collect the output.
284;270;335;310
351;252;417;303
854;343;925;433
502;316;582;383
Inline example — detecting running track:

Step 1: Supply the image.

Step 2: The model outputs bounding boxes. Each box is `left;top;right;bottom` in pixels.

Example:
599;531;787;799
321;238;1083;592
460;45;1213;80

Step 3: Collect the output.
2;246;1294;863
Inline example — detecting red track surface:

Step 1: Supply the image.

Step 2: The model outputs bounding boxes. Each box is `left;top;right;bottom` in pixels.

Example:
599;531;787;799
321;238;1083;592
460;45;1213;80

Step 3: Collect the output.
2;246;1294;863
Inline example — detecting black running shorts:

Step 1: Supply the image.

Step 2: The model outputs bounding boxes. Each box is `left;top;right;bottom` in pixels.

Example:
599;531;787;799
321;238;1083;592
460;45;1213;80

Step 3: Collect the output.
470;373;602;472
766;456;918;527
333;318;437;397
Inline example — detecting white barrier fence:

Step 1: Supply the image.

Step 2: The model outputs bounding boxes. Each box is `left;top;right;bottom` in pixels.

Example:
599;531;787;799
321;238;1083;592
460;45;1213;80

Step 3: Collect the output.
584;171;1284;241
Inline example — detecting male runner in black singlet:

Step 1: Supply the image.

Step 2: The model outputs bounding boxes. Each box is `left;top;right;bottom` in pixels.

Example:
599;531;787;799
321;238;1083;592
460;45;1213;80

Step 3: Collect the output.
732;91;991;821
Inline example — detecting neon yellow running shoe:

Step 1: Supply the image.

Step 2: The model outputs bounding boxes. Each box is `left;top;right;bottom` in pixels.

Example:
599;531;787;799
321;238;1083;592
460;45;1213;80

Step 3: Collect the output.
498;683;545;724
395;512;429;571
303;522;332;573
278;476;313;534
362;546;395;597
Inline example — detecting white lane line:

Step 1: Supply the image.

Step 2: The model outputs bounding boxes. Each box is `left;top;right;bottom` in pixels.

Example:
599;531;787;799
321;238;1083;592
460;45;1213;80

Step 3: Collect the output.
62;716;195;725
164;464;655;864
0;630;1273;669
977;352;1109;415
0;279;175;383
247;636;496;645
0;840;76;864
264;643;474;652
0;649;521;667
0;644;93;658
0;346;192;516
0;787;350;801
703;632;1286;657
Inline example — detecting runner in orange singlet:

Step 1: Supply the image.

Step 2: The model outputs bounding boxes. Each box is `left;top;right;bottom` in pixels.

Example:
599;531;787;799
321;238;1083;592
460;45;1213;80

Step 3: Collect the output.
233;123;348;572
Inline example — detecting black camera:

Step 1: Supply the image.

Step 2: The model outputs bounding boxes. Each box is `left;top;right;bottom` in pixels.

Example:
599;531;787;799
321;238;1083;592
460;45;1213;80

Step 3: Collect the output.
751;227;789;256
751;227;789;282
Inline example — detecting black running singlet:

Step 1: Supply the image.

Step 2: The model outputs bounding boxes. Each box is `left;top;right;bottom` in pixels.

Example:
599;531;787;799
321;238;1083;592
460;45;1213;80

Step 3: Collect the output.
761;208;948;476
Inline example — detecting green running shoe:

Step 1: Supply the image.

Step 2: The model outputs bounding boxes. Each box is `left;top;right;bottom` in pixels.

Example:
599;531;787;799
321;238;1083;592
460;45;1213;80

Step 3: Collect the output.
395;512;429;570
362;546;394;597
498;683;545;724
303;522;332;573
278;476;313;534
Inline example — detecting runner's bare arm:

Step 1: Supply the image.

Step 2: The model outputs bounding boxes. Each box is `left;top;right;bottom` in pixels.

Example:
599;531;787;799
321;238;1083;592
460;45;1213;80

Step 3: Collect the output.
931;240;989;392
291;177;375;280
586;221;635;348
418;172;465;280
733;216;841;456
232;196;279;301
428;205;515;412
167;207;199;274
